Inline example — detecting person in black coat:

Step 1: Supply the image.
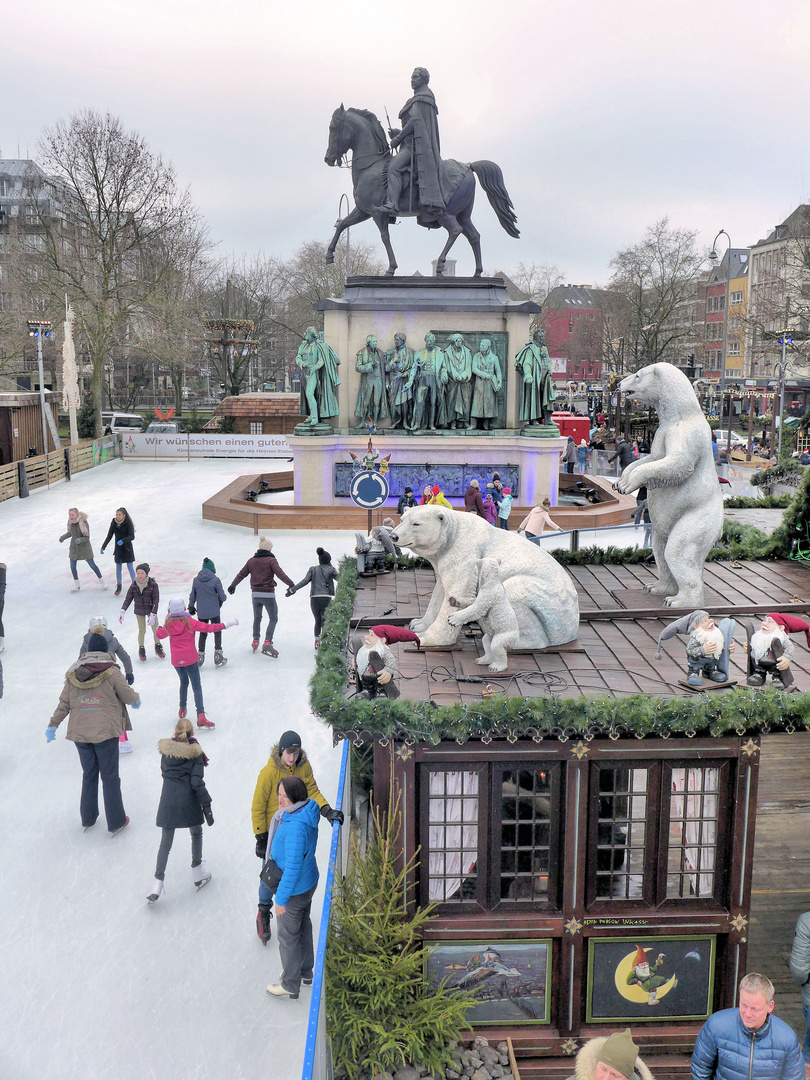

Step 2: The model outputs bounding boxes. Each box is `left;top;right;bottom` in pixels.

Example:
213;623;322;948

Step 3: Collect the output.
147;718;214;902
100;507;136;597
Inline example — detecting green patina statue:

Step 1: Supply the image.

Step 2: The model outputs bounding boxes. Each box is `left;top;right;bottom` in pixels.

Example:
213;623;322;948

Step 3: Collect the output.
296;326;340;425
515;328;555;426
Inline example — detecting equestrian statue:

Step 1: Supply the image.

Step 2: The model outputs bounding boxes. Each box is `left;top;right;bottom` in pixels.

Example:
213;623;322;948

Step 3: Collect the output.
324;66;520;277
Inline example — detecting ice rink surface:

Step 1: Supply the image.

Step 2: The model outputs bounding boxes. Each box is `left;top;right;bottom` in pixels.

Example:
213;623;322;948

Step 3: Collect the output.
0;457;356;1080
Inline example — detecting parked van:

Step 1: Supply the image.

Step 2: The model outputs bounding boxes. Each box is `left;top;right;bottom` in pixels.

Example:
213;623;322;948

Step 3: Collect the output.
101;412;145;433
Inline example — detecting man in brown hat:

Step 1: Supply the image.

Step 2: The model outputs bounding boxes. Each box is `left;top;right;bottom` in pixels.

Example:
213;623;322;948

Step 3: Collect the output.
566;1028;652;1080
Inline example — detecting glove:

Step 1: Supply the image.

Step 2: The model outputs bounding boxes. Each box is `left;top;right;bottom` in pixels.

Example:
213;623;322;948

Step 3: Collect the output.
203;805;214;827
118;610;125;624
227;585;235;595
116;539;123;546
255;832;268;858
59;536;66;543
100;547;106;555
126;673;135;686
131;698;141;709
188;605;196;616
147;613;156;626
224;618;239;629
320;804;344;826
45;727;56;743
285;586;296;597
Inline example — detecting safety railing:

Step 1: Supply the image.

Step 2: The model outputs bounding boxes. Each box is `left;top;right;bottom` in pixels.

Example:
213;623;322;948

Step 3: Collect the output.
301;737;351;1080
529;520;652;554
0;435;121;504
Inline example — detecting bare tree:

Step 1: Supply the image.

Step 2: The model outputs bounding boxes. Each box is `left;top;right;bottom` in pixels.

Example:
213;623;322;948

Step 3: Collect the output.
33;110;209;433
508;261;565;307
603;218;706;370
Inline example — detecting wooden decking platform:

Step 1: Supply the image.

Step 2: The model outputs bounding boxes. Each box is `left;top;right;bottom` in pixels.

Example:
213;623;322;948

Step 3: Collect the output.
350;559;810;703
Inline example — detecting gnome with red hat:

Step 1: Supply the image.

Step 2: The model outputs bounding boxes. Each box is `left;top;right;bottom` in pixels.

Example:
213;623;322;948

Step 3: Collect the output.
743;613;807;689
626;945;676;1005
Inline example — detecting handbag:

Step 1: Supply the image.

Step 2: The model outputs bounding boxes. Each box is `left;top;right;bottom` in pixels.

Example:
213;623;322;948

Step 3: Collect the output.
259;857;283;892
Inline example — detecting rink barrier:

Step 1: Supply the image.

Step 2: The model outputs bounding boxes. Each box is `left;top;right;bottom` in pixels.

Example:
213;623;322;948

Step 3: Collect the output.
0;435;120;503
301;737;351;1080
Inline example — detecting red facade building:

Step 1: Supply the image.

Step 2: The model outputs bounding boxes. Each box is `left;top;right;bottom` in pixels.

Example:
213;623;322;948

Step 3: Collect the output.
542;285;604;386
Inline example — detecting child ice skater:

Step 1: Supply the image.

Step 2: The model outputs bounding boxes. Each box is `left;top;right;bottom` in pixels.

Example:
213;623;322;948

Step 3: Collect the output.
120;562;163;661
147;718;214;903
155;597;237;730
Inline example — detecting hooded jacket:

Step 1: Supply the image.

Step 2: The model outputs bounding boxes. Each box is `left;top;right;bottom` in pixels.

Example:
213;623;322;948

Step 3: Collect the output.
101;516;135;564
464;485;486;517
78;629;133;679
293;563;338;598
156;614;226;667
230;550;294;597
156;737;211;829
189;568;227;620
691;1008;804;1080
49;653;140;742
60;514;94;562
566;1036;654;1080
121;576;160;617
270;798;321;906
251;744;327;836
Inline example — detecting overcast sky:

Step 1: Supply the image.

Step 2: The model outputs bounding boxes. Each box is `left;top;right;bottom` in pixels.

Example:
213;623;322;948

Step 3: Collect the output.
4;0;809;285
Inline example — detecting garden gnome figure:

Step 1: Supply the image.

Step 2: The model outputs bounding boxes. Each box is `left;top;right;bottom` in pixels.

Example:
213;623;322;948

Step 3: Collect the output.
654;609;736;686
626;947;675;1006
744;614;797;688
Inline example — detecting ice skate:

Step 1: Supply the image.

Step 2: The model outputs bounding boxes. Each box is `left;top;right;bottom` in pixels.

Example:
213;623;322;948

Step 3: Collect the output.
110;816;130;838
99;578;108;590
262;640;279;658
154;642;165;659
266;983;298;999
118;740;133;754
197;712;215;729
114;583;122;596
314;638;320;652
256;903;273;944
214;649;227;667
198;650;205;666
147;878;165;903
252;638;259;652
178;706;187;719
71;581;80;592
0;637;5;653
192;861;212;890
139;646;146;662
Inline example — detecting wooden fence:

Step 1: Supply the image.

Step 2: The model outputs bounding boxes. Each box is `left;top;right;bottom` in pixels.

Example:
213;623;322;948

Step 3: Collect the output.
0;436;121;505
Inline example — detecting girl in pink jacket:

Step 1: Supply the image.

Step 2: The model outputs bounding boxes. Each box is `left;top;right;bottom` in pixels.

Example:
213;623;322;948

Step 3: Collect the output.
156;597;238;729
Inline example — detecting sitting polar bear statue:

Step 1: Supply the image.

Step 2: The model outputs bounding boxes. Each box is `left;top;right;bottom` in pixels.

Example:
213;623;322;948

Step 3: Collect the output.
615;363;723;608
447;556;519;671
391;506;579;649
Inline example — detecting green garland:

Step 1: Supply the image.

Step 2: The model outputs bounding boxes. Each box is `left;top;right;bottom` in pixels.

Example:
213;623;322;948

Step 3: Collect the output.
309;557;810;743
724;495;792;509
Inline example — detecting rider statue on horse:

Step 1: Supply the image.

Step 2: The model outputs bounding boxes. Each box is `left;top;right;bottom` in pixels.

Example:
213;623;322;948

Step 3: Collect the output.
379;67;445;225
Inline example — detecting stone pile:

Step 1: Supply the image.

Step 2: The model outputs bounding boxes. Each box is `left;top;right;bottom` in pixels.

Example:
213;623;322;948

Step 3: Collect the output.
336;1036;516;1080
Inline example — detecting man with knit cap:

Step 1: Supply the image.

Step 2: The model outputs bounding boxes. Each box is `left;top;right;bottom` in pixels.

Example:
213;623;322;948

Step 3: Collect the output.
692;972;803;1080
565;1028;651;1080
228;537;294;656
251;730;344;943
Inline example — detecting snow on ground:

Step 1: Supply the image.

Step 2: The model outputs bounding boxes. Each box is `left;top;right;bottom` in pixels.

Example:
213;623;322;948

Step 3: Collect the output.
0;457;356;1080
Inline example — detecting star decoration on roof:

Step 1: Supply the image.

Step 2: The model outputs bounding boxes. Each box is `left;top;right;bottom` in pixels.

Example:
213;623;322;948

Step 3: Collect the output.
571;741;589;759
565;917;583;935
395;744;414;762
741;738;758;758
731;913;748;932
561;1039;579;1056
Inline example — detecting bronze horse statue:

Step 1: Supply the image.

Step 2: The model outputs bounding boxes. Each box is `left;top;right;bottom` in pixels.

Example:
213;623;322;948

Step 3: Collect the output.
324;105;519;277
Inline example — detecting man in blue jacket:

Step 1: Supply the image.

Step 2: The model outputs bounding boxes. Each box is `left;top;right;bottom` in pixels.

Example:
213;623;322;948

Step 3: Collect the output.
691;973;803;1080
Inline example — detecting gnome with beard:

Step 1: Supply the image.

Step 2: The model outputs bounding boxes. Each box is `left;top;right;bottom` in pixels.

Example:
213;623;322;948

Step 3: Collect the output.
655;609;736;688
743;614;800;689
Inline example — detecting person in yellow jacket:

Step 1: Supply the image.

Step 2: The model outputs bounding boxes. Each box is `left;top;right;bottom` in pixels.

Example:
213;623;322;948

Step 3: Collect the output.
428;484;452;508
252;729;344;944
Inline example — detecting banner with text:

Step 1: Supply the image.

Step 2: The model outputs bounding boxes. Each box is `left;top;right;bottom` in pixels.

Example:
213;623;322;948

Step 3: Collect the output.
122;433;292;459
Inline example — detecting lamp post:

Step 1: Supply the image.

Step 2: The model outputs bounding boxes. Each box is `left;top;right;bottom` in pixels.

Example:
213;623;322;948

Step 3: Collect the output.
774;335;794;458
337;193;351;278
27;319;52;456
708;229;733;458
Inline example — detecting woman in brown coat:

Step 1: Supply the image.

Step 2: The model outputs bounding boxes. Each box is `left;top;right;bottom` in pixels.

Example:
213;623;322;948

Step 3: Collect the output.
46;633;141;835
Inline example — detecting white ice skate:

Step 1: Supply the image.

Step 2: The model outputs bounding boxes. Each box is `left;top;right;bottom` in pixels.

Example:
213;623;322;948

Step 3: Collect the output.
71;582;80;593
118;740;133;754
192;861;212;890
0;637;4;653
99;578;108;590
147;878;165;903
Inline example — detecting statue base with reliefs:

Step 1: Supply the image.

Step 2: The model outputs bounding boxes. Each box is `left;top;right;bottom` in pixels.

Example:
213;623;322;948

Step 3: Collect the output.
293;421;334;436
519;423;562;439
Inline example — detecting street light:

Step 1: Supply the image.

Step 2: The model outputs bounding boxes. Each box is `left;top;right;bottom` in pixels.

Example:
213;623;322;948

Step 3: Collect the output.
337;193;351;278
27;319;52;456
774;334;794;457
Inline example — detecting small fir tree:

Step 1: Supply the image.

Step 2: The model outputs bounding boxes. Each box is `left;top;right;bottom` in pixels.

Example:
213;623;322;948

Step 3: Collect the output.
325;791;474;1079
77;392;95;438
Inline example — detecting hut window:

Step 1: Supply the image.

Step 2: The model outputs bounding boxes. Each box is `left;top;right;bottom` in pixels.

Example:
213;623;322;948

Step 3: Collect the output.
427;769;480;903
666;767;719;899
498;766;552;902
595;767;648;900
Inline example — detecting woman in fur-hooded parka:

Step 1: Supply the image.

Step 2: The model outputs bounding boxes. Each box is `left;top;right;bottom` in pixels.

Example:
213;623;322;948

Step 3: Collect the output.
565;1034;654;1080
156;736;211;828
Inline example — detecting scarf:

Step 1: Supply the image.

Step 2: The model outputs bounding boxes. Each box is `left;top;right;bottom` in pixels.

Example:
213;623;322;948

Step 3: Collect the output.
265;799;309;856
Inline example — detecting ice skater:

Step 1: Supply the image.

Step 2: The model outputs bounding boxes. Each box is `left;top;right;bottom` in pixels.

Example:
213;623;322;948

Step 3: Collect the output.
119;562;164;661
155;597;237;730
147;717;214;903
252;730;343;945
59;508;106;592
46;631;141;836
100;507;136;597
286;547;338;651
79;614;136;755
188;557;228;667
228;537;294;657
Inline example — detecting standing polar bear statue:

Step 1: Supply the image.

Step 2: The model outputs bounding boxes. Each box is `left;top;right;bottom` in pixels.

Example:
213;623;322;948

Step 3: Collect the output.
615;363;723;608
391;506;579;652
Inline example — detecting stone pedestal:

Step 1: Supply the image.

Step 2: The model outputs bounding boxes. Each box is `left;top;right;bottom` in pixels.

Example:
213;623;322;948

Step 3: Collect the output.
288;431;565;509
314;276;541;432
